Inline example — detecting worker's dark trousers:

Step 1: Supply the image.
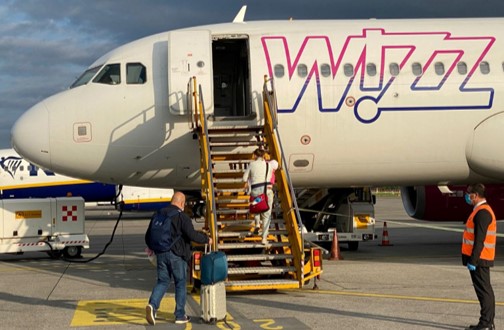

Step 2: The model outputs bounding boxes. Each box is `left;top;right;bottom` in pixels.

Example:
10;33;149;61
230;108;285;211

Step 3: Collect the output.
470;266;495;327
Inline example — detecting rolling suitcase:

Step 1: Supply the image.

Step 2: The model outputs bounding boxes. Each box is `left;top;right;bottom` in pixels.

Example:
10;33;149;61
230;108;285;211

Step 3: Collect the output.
200;281;227;324
201;250;228;285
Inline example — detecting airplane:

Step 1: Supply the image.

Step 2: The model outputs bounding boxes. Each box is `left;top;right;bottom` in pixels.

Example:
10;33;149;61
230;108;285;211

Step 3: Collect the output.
0;148;116;202
0;148;173;211
10;7;504;222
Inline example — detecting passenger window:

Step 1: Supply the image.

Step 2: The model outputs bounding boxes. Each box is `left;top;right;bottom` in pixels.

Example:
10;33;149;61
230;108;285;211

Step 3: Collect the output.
479;61;490;75
297;64;308;78
435;62;445;75
457;62;467;75
93;64;121;85
320;63;331;77
343;63;354;77
389;63;400;76
126;63;146;84
366;63;377;77
412;62;423;76
274;64;285;78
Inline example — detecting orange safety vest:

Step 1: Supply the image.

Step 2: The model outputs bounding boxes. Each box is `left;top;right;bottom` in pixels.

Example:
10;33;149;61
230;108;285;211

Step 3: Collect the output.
462;204;497;261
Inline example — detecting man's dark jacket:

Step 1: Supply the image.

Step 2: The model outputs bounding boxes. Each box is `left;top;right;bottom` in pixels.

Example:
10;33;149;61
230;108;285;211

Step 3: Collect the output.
147;205;209;262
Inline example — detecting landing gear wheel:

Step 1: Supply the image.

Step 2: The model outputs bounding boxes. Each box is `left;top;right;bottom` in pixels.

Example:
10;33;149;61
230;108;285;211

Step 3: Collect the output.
63;246;82;258
348;241;359;251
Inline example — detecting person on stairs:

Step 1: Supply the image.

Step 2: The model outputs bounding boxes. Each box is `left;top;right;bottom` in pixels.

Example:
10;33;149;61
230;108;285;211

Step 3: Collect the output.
243;148;277;245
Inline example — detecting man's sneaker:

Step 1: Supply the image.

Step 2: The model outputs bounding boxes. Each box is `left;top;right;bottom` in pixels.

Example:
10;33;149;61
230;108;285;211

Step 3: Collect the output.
146;304;156;325
175;315;191;324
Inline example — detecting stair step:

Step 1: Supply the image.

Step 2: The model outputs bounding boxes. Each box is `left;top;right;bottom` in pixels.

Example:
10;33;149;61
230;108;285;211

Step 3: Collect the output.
214;183;246;190
217;219;255;226
226;254;293;262
214;188;246;194
216;197;249;203
216;209;249;215
225;279;300;291
212;159;251;164
213;178;245;184
208;126;263;134
213;170;246;177
218;241;289;249
228;266;295;275
210;141;262;147
218;230;288;238
217;219;285;225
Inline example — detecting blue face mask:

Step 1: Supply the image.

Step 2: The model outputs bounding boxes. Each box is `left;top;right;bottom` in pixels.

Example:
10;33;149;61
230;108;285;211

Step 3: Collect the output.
464;193;472;205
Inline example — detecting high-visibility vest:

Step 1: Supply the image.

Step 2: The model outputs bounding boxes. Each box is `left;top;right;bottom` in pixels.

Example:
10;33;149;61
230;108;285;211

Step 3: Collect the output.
462;204;497;261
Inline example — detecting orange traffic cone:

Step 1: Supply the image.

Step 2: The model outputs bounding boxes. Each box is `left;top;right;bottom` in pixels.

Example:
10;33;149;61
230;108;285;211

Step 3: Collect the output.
329;228;343;260
379;221;393;246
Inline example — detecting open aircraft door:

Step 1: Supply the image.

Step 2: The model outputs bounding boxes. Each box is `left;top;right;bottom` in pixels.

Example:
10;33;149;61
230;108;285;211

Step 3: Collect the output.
168;30;213;115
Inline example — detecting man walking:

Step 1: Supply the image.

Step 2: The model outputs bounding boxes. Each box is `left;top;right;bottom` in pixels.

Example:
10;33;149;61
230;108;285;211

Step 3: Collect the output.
462;184;496;330
145;191;212;325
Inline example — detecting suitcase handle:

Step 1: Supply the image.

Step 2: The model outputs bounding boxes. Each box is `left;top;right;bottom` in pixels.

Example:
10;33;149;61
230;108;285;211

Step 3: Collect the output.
204;243;213;254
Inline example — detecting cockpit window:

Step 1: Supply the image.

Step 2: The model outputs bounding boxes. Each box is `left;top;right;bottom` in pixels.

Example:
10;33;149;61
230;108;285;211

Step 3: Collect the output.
93;64;121;85
70;65;102;89
127;63;146;84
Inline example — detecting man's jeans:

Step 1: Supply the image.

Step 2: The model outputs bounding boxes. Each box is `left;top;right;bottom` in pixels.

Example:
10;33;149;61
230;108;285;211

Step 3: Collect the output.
148;251;187;319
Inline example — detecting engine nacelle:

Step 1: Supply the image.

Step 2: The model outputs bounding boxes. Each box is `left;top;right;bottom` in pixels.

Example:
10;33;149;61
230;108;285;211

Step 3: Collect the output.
400;185;504;221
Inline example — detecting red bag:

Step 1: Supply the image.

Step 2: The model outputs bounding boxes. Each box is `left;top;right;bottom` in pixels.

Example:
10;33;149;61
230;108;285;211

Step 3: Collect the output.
249;194;269;214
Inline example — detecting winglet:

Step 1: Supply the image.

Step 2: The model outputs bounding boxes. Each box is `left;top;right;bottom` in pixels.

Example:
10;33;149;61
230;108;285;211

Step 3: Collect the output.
233;5;247;23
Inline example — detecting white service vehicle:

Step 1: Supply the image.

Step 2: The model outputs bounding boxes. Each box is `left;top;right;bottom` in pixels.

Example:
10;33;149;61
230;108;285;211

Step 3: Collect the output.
301;188;376;251
0;197;89;258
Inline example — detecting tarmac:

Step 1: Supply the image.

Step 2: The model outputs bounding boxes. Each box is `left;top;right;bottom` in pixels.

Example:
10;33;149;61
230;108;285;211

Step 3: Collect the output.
0;196;502;329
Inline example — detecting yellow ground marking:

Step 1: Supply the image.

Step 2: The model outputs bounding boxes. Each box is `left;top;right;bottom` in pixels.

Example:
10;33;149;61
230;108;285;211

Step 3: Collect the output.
71;297;191;328
282;289;504;306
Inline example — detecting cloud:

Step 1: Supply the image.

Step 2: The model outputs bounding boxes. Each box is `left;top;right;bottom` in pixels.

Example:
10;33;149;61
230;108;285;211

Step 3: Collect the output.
0;0;503;149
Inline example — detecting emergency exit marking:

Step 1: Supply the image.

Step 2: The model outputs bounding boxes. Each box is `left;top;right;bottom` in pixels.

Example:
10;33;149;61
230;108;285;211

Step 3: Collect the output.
62;205;78;222
15;210;42;219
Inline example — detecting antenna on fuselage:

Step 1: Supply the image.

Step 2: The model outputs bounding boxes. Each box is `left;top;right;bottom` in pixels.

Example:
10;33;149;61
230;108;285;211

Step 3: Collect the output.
233;5;247;23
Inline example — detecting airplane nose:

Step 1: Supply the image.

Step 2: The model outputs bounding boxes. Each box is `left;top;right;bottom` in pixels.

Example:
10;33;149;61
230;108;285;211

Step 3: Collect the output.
11;101;51;168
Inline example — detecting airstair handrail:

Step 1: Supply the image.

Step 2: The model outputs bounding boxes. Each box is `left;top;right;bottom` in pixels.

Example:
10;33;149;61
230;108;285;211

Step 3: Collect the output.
263;76;278;129
187;77;199;129
263;76;303;232
190;77;218;251
263;75;304;285
198;84;219;250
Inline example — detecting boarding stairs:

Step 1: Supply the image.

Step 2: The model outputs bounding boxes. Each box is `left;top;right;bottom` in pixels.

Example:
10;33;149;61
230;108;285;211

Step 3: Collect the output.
190;76;320;291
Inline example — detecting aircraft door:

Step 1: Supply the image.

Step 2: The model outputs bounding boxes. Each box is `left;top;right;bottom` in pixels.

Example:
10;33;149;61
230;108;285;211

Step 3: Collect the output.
168;30;213;115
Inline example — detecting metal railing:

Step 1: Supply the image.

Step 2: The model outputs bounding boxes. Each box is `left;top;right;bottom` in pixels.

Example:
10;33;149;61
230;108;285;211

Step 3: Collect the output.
190;77;218;250
262;75;305;286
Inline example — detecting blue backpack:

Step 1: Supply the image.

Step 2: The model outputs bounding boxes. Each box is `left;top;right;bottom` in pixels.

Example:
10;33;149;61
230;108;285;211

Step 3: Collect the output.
145;208;182;254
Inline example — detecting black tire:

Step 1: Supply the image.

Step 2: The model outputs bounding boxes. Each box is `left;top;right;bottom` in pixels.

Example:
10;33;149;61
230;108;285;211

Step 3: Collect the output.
348;241;359;251
46;250;62;259
63;246;82;258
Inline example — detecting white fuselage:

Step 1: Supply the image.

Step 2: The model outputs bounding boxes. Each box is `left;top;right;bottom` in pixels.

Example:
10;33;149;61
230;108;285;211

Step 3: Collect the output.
11;18;504;189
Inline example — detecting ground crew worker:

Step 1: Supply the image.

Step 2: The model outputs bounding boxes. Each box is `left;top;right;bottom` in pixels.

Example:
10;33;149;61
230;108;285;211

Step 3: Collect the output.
462;184;496;330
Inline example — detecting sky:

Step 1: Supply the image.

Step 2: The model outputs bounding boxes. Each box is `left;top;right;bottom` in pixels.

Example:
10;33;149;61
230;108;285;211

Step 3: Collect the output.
1;0;503;149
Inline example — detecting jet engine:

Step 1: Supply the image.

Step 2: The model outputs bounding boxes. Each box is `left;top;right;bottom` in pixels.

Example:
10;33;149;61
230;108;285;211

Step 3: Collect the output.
400;185;504;221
